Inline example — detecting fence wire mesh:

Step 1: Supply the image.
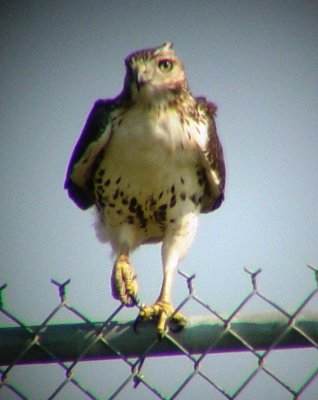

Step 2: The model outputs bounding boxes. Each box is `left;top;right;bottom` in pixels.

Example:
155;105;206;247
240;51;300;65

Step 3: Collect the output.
1;265;318;400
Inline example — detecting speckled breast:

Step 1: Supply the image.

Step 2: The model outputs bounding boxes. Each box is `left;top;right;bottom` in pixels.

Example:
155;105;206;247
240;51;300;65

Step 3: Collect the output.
93;107;206;241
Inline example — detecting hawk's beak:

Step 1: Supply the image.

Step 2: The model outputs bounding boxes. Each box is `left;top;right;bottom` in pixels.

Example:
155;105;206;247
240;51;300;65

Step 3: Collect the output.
135;76;141;92
135;69;149;92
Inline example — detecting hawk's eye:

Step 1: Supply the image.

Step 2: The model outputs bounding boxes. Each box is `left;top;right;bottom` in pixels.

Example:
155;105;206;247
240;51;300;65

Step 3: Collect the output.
158;59;173;72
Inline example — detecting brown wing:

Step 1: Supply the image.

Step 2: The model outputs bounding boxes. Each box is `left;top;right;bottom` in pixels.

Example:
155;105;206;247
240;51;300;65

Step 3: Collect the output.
64;99;116;210
196;97;226;213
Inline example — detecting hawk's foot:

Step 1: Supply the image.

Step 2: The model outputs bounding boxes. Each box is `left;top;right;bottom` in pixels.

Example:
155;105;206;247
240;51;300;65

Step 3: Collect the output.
137;301;187;335
111;255;138;307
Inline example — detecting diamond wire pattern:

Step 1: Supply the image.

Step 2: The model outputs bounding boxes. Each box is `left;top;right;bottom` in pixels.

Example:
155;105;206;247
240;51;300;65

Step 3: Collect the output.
0;265;317;400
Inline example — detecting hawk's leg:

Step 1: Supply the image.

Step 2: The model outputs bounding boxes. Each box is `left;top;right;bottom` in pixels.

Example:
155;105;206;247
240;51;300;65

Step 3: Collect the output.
138;252;187;335
111;255;138;307
138;213;198;335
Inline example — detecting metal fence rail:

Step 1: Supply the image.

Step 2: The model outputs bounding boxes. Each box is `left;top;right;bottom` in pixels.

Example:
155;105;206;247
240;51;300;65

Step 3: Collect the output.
1;265;318;400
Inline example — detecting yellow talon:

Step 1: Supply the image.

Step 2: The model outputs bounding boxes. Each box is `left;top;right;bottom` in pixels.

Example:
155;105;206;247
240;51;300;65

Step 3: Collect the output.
111;255;138;306
138;301;187;335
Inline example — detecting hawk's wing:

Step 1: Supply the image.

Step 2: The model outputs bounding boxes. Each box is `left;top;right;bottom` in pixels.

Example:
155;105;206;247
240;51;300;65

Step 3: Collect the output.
196;97;226;213
64;99;116;210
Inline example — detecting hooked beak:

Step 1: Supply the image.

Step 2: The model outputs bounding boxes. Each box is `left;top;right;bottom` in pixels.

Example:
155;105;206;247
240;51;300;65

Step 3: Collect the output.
135;75;142;92
134;69;149;92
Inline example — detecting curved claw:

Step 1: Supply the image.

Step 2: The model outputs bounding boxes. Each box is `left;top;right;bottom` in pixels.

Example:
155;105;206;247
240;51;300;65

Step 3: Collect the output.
136;301;187;336
111;255;138;307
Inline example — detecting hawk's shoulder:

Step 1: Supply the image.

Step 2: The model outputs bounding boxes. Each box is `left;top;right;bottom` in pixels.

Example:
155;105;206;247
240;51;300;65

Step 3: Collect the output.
64;99;118;210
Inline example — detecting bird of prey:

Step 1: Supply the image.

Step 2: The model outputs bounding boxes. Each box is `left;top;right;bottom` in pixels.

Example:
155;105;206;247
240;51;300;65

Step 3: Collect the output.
64;42;226;334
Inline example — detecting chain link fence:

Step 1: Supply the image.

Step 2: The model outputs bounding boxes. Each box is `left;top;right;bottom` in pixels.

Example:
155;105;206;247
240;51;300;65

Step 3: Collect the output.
1;265;318;399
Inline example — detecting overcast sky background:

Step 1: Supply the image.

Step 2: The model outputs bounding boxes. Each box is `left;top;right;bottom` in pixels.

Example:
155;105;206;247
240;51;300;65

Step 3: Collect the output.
1;1;318;399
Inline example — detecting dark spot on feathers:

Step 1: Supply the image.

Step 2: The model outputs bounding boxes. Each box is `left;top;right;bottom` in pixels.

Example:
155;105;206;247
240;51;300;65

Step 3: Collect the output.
116;177;121;184
170;195;176;208
170;185;175;194
96;192;105;204
127;216;134;224
104;179;111;186
180;192;186;201
129;197;137;212
113;189;120;200
135;204;144;219
154;209;166;223
190;194;200;206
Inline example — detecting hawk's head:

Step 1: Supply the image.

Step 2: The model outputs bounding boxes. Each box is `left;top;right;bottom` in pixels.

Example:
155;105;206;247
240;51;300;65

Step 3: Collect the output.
123;42;189;102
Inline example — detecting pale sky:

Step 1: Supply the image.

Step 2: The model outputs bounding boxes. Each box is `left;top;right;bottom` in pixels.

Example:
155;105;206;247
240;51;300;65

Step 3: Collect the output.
1;1;317;399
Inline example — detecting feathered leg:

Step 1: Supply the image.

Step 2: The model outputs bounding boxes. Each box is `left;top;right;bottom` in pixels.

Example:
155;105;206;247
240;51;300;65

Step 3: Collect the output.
139;213;198;334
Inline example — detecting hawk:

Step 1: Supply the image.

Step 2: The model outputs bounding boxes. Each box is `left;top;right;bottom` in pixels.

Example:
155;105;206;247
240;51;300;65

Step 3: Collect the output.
64;42;226;334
